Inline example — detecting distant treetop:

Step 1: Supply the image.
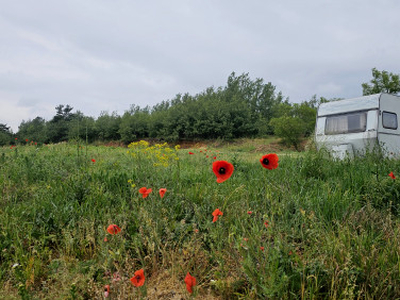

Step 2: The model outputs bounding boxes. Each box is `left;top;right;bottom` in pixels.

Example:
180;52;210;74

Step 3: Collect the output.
362;68;400;95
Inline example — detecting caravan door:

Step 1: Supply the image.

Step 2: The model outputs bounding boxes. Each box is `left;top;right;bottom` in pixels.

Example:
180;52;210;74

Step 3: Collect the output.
378;94;400;156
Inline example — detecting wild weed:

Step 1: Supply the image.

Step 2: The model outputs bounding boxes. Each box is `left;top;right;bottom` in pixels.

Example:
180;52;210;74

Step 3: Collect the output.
1;143;400;298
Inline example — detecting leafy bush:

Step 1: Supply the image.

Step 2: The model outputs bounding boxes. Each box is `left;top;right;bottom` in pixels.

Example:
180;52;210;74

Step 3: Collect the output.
270;116;306;150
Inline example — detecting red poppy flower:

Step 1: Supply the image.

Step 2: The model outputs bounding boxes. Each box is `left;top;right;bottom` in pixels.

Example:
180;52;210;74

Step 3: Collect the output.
104;285;110;298
212;208;223;222
104;237;108;242
212;160;234;183
91;159;96;163
107;224;121;235
25;139;28;142
260;246;265;251
15;137;17;140
139;187;152;198
213;156;216;159
189;152;194;155
260;153;279;170
159;188;167;198
184;272;196;294
264;221;269;228
130;269;145;287
247;211;252;215
389;172;396;179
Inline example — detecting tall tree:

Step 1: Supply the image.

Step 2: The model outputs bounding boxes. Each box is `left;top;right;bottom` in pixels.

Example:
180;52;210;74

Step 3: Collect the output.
68;111;97;142
95;111;121;141
17;117;47;143
118;105;150;143
0;123;12;146
47;104;76;143
362;68;400;95
223;72;286;136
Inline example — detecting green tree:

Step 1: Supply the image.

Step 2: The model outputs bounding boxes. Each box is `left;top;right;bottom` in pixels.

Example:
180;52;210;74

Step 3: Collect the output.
17;117;47;143
95;111;121;141
362;68;400;95
269;116;306;151
47;105;76;143
0;123;12;146
68;111;97;143
12;73;289;143
119;105;150;143
292;101;318;137
269;95;321;149
224;72;286;135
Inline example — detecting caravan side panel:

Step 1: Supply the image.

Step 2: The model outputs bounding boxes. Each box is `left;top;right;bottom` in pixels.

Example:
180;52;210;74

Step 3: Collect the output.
315;94;381;157
315;110;378;154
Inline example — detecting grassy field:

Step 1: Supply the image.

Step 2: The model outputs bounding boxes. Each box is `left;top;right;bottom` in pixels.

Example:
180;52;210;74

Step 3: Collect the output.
1;139;400;299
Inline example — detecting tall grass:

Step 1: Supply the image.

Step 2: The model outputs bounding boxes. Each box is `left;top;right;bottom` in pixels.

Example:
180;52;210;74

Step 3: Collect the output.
0;142;400;299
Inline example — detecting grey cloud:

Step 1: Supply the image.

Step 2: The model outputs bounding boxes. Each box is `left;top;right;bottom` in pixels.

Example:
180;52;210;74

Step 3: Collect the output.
1;0;400;132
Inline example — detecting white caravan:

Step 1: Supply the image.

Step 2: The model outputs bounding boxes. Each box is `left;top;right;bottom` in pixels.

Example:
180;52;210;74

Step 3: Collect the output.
315;93;400;159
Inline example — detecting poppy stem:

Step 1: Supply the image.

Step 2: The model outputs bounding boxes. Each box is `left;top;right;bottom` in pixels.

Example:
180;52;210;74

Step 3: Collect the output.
263;169;269;204
222;185;245;210
176;158;181;191
139;285;147;298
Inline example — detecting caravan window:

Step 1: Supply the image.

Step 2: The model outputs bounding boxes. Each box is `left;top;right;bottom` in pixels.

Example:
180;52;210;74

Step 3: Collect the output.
382;111;398;129
325;112;367;135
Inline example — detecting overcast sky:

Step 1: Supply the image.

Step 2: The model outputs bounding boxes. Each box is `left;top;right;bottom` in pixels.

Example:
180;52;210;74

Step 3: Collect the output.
1;0;400;132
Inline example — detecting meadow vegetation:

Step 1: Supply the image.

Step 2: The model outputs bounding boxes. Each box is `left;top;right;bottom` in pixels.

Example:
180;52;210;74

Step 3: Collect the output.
1;139;400;299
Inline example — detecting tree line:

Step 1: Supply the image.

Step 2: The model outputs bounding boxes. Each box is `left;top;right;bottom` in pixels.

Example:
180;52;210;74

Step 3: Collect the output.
0;69;399;147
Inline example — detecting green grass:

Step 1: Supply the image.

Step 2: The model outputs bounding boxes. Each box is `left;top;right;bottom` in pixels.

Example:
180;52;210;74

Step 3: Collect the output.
1;141;400;299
